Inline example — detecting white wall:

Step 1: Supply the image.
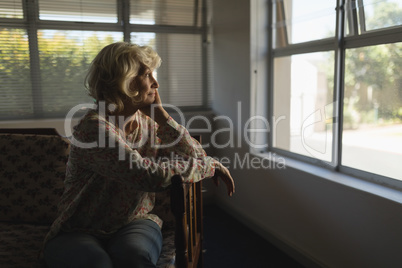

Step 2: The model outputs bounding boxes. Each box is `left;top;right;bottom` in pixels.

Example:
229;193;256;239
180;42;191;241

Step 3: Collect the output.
210;0;402;268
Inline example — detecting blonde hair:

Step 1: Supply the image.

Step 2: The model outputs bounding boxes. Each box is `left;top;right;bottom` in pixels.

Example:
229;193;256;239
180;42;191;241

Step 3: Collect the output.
85;42;161;113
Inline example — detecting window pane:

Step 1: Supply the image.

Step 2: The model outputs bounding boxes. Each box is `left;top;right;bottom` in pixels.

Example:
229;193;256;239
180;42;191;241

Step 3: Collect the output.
38;30;123;116
273;51;335;162
343;43;402;180
131;32;203;107
130;0;202;26
362;0;402;31
39;0;117;23
273;0;336;48
0;0;24;19
0;28;32;119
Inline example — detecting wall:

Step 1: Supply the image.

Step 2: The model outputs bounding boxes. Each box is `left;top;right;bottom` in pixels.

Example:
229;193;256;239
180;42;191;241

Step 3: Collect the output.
211;0;402;267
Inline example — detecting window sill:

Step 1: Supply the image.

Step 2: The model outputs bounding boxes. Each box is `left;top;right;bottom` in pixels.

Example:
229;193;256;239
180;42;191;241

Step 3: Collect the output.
252;151;402;205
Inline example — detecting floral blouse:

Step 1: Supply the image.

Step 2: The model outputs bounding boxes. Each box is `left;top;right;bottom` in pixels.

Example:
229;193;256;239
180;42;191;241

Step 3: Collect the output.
44;109;219;245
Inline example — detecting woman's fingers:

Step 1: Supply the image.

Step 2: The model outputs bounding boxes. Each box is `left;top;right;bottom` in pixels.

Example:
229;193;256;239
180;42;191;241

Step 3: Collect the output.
222;170;235;196
214;164;235;196
154;89;162;105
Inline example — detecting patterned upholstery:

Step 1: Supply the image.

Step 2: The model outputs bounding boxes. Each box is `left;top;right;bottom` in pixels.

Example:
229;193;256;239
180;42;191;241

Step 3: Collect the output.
0;223;48;268
156;228;176;268
0;134;68;224
0;133;176;268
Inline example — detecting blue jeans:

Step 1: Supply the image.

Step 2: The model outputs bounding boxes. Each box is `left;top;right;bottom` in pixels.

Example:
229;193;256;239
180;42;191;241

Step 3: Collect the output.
44;220;163;268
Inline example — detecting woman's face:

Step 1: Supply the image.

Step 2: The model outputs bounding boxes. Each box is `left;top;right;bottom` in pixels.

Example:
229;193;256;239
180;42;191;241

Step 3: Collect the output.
130;67;159;106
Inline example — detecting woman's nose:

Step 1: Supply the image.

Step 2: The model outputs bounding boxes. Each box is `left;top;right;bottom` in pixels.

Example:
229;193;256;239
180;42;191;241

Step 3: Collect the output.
151;76;159;88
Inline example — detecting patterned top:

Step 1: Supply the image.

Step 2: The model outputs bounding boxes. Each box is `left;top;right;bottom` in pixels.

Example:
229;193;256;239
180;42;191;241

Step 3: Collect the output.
44;109;218;245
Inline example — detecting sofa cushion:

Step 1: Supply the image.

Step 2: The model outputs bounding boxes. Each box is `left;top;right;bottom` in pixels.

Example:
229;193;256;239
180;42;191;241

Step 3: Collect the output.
0;133;177;267
0;222;48;268
156;228;176;268
0;134;69;224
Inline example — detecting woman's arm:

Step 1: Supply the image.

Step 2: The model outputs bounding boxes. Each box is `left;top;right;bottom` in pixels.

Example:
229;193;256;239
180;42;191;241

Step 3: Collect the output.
155;117;208;159
138;90;235;196
138;90;208;159
71;114;219;193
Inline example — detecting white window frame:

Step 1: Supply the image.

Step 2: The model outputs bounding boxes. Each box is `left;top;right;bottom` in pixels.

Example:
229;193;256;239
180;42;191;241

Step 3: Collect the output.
251;0;402;190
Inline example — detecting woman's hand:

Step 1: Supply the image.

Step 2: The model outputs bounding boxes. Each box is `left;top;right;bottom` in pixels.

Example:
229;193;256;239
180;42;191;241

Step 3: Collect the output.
139;89;170;125
213;163;235;197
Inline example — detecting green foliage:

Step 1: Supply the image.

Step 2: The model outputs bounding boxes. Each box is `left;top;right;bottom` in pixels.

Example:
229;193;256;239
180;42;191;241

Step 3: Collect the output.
0;28;33;116
343;1;402;125
0;29;123;118
366;1;402;30
344;42;402;122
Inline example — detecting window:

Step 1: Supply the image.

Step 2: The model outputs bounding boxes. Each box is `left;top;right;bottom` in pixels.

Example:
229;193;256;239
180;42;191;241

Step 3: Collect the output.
266;0;402;186
0;0;210;120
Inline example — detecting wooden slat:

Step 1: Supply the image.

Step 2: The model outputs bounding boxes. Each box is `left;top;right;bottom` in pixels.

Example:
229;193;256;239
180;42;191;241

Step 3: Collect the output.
187;185;194;261
192;184;198;250
171;134;204;268
171;175;189;267
188;233;202;268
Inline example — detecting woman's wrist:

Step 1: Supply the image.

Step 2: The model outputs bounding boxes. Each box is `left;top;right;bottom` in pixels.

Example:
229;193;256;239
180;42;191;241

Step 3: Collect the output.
155;109;169;125
213;160;223;172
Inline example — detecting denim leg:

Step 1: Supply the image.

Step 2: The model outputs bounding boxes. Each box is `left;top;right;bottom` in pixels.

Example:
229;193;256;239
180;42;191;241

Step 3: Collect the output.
44;232;113;268
107;220;163;268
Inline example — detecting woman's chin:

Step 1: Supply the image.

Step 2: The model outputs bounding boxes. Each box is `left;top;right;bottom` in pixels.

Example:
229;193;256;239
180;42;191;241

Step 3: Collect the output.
145;96;156;104
137;100;155;109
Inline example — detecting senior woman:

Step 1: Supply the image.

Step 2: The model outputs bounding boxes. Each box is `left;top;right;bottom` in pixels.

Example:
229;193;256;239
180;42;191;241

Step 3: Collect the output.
43;42;235;268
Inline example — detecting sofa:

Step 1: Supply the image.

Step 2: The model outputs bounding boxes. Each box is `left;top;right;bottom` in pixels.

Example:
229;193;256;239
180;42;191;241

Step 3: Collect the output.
0;128;203;268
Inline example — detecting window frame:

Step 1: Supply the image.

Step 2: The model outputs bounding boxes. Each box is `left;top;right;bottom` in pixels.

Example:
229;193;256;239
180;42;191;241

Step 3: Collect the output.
0;0;210;120
266;0;402;190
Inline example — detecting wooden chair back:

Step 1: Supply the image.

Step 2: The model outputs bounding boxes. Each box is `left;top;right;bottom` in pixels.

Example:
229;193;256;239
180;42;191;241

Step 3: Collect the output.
171;135;204;268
